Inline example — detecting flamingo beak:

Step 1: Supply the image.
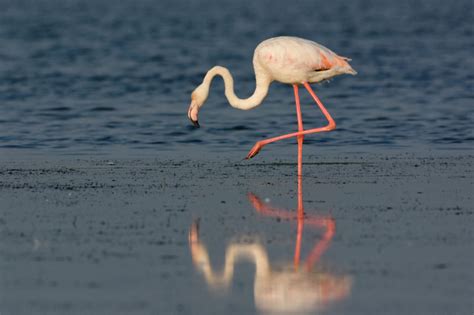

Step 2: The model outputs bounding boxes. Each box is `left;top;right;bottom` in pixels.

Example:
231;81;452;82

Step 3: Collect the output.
187;100;200;128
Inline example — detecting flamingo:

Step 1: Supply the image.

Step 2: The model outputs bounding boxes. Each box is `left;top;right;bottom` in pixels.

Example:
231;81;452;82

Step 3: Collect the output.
187;36;356;159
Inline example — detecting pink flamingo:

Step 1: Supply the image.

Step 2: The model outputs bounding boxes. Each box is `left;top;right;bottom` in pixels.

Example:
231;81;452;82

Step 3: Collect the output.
187;36;356;159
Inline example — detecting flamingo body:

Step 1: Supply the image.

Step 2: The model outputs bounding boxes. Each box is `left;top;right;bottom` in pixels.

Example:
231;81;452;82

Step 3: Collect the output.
254;37;356;84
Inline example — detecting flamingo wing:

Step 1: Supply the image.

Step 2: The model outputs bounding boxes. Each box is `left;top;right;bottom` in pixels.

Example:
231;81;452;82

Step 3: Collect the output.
310;46;351;72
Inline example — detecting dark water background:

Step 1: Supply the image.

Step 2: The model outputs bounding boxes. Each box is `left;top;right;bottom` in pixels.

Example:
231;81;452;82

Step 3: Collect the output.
0;0;472;155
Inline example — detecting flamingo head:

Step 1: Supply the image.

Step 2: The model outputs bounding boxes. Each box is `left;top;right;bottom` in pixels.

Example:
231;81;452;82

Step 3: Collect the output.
188;84;209;128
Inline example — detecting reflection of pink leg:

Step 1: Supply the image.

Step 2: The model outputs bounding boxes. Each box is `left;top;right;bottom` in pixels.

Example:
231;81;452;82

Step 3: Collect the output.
248;193;295;219
249;191;335;271
304;218;335;271
246;82;336;159
294;217;303;269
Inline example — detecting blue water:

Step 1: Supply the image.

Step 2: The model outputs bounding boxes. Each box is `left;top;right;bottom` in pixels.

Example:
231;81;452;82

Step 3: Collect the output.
0;0;472;155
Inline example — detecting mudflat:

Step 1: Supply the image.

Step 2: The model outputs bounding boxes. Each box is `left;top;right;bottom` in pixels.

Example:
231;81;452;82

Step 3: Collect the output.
0;152;472;314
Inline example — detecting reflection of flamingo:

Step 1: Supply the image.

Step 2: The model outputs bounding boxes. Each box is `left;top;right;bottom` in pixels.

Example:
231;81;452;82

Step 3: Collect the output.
189;226;350;314
188;140;351;313
187;36;356;159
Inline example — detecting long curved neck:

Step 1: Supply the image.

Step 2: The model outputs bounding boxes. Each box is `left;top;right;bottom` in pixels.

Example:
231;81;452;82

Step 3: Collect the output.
203;65;271;110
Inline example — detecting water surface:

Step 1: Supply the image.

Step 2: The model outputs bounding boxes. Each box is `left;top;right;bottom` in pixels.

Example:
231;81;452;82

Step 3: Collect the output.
0;0;472;155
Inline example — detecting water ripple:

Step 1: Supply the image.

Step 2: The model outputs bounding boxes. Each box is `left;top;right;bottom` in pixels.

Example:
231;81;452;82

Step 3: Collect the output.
0;0;472;153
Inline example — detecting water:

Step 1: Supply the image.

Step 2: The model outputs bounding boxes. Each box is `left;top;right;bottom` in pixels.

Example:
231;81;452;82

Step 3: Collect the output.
0;0;472;155
0;2;473;313
1;155;472;314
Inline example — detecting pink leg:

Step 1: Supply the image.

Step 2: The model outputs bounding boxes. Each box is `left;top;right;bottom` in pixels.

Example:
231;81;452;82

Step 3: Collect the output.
246;82;336;159
294;84;304;178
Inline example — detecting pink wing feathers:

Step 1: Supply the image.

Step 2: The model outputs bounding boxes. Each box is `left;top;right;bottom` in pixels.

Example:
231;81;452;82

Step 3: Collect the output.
312;46;352;72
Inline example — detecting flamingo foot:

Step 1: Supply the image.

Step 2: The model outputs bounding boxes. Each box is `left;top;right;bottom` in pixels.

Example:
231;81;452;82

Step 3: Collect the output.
245;141;264;159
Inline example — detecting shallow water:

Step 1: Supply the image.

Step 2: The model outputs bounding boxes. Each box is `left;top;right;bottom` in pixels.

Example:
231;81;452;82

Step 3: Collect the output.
0;0;472;154
0;154;472;314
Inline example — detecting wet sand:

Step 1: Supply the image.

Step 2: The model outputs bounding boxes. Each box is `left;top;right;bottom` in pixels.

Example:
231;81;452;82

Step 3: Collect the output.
0;152;472;314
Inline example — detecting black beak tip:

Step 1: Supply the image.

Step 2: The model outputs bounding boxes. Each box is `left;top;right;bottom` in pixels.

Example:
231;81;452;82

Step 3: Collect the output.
191;119;200;128
191;119;201;128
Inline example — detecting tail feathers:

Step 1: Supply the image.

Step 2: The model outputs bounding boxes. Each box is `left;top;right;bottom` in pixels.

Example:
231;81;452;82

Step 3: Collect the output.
337;55;356;75
345;66;357;75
